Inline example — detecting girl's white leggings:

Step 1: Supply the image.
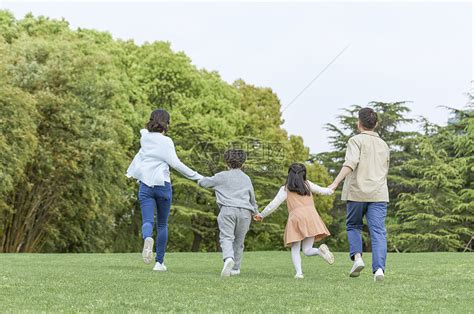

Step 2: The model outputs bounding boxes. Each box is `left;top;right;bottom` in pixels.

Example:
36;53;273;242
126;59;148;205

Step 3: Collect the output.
291;237;320;275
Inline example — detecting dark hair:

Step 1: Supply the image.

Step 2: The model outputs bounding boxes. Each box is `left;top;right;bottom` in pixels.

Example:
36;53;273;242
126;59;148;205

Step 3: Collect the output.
224;149;247;169
146;109;170;133
285;163;311;196
358;107;378;130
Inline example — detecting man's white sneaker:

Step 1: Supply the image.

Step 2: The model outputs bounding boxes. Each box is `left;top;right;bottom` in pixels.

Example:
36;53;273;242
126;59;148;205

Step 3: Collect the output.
318;244;335;265
374;268;384;282
349;258;365;277
221;258;234;277
294;273;304;279
152;261;167;272
142;237;154;264
230;269;240;276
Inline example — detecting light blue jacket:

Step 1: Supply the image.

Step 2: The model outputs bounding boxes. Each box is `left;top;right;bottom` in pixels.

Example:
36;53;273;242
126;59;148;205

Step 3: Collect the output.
126;129;202;186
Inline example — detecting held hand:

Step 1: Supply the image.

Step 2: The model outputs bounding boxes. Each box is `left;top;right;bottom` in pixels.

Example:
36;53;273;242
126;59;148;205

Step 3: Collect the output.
253;214;263;222
327;182;338;191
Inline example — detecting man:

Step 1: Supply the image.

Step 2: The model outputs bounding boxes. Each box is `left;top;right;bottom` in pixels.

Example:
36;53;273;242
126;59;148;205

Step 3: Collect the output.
328;107;390;282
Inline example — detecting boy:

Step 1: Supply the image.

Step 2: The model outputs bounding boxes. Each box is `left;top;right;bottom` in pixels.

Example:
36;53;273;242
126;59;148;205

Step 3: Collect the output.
198;149;258;277
328;107;390;282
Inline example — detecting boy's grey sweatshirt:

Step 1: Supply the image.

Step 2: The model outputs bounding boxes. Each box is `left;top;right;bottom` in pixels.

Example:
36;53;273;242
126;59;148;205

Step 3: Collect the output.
198;169;258;214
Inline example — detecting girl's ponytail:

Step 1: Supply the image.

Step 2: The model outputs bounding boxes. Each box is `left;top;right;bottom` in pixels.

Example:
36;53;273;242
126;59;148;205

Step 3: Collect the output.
285;163;311;196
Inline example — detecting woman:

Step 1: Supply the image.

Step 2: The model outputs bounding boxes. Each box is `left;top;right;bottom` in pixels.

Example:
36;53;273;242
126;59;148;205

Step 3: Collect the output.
126;109;202;271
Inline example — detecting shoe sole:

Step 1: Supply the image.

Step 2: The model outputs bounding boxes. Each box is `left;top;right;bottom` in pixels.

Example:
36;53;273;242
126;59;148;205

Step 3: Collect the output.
319;244;335;265
349;264;365;277
221;260;235;277
142;238;154;264
153;267;167;272
374;274;384;282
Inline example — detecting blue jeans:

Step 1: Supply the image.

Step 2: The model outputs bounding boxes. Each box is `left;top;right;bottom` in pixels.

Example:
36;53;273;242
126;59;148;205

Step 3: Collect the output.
138;181;172;264
346;201;387;273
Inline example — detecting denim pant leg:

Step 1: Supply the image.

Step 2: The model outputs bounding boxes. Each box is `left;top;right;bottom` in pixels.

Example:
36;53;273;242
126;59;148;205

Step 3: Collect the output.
346;201;366;260
155;182;172;264
366;202;387;273
139;182;156;239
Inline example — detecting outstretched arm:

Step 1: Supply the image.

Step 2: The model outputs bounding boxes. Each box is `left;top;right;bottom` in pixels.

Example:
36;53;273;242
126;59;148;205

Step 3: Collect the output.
328;166;353;190
164;140;203;181
198;174;221;189
256;186;287;220
308;181;333;195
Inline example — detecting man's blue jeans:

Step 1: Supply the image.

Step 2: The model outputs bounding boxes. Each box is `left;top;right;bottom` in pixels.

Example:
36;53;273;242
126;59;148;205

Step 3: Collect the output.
138;182;172;264
346;201;387;273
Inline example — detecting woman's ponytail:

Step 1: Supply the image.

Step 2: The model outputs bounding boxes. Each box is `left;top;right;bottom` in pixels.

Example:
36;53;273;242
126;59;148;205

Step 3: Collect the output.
146;109;170;133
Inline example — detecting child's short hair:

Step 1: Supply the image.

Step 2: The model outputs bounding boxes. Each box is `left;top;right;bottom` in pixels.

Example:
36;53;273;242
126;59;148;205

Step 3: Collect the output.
224;149;247;169
358;107;378;130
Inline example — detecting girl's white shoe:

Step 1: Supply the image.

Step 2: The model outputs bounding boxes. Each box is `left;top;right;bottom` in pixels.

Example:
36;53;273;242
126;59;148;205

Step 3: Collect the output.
318;244;335;265
153;261;167;272
294;273;304;279
142;237;154;264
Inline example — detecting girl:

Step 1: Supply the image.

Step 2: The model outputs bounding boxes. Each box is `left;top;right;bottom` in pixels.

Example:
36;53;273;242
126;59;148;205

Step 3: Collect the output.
126;109;202;271
254;163;334;279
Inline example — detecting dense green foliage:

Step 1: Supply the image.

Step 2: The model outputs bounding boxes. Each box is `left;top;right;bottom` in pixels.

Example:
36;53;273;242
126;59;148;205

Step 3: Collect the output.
393;108;473;251
315;102;473;252
1;252;473;312
0;12;333;253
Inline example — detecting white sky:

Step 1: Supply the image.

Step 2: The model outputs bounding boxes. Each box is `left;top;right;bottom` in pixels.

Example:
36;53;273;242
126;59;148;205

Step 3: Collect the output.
1;1;472;153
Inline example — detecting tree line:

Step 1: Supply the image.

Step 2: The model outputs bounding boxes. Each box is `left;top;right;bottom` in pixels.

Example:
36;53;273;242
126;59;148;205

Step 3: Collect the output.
1;12;472;253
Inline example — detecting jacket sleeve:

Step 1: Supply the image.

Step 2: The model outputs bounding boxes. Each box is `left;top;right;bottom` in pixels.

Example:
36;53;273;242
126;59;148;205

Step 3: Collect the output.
249;182;259;214
163;139;203;181
343;137;361;170
198;173;222;189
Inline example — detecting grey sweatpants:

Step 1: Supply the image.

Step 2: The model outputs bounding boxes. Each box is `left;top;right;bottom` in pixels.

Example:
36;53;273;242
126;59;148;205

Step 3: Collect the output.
217;206;252;270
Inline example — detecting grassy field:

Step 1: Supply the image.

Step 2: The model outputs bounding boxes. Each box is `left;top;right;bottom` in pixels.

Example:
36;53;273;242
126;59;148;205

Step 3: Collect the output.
1;251;473;312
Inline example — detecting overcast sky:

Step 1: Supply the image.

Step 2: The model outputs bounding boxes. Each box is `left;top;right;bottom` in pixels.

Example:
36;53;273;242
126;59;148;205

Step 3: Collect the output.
2;1;472;153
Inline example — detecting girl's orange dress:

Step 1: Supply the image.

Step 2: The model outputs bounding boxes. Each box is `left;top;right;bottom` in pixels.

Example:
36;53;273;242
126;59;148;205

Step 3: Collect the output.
283;189;331;247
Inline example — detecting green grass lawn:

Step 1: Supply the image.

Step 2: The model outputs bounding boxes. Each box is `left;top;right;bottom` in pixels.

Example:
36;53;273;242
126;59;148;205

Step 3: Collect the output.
1;251;473;312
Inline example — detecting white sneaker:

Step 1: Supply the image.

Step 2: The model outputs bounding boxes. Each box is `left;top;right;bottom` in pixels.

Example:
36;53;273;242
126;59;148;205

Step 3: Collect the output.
230;269;240;276
294;273;304;279
221;258;234;277
374;268;384;282
349;258;365;277
142;237;154;264
319;244;335;265
153;261;167;272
